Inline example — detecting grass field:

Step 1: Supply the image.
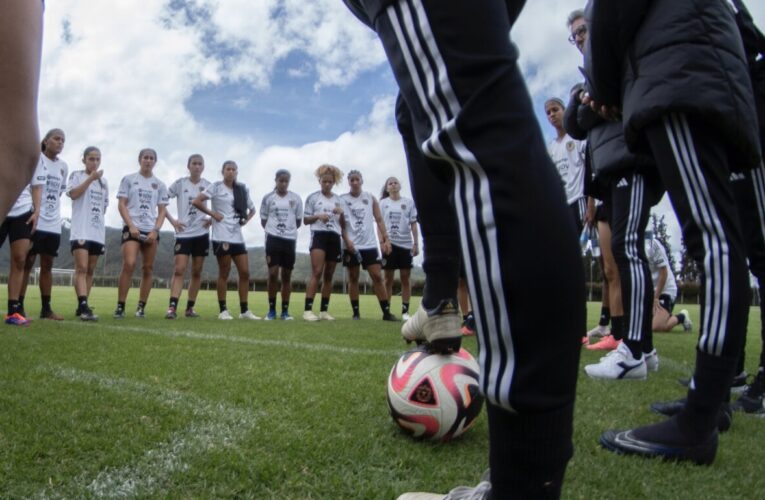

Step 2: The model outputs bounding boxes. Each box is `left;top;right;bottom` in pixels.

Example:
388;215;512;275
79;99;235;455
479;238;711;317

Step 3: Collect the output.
1;286;764;499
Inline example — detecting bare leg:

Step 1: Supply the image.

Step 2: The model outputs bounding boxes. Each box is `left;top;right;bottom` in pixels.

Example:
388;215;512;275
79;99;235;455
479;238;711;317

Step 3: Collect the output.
138;241;158;303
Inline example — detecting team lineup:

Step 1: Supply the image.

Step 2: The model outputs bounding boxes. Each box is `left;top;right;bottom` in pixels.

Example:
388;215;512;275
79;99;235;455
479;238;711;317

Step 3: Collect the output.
0;130;424;326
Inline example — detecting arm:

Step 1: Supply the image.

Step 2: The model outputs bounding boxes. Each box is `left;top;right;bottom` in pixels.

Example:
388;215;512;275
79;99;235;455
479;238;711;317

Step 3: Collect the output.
563;83;589;140
372;197;391;256
118;197;140;238
146;204;166;242
192;193;222;222
68;171;103;200
27;184;42;233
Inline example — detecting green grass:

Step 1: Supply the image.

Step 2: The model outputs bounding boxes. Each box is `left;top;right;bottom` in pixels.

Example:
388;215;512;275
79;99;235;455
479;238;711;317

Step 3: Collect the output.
1;286;764;498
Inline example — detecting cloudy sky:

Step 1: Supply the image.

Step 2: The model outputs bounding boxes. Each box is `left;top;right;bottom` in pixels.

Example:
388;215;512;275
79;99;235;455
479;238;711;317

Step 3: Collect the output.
39;1;765;256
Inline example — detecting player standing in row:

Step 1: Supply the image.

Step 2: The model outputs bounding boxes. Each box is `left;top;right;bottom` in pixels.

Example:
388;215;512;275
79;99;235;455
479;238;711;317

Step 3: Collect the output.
20;128;68;320
1;154;45;325
193;161;259;320
303;164;345;322
67;146;108;321
260;169;303;320
341;170;397;321
113;148;169;318
165;154;211;319
546;98;588;234
379;176;418;321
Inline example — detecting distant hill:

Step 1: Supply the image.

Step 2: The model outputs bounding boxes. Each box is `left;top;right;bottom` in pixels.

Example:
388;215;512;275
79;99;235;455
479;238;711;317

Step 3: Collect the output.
0;225;425;285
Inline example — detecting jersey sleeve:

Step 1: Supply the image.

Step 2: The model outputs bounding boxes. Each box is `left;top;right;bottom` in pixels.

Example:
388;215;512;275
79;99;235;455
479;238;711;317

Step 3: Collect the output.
303;193;315;217
60;164;69;193
66;171;83;195
116;175;131;199
31;159;46;187
246;186;255;212
200;182;215;200
168;179;180;199
157;182;170;206
260;193;270;221
103;179;110;212
408;199;418;223
295;195;304;222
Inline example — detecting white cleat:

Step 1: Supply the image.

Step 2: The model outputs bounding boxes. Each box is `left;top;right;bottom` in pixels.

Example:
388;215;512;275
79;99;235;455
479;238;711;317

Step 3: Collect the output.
239;310;261;320
218;310;234;320
584;342;647;380
679;309;693;332
303;310;320;322
401;312;411;321
401;299;462;354
645;349;660;372
319;311;335;321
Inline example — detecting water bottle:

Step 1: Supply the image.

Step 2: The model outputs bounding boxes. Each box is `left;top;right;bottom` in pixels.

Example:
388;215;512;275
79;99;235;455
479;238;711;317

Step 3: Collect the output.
579;227;589;256
589;226;601;258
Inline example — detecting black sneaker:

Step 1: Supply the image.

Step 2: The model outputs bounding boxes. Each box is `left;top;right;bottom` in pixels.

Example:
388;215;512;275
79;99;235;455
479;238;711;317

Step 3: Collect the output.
678;371;748;395
185;308;200;318
649;398;732;432
79;306;99;322
600;415;718;465
382;312;398;321
352;314;361;320
113;307;125;319
732;369;765;415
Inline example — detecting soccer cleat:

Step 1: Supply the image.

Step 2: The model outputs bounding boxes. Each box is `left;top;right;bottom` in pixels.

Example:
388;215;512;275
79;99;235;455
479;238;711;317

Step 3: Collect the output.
678;371;749;395
135;307;145;318
645;349;660;372
679;309;692;331
4;312;29;326
599;415;718;465
280;312;294;321
401;299;462;354
265;310;277;321
401;312;410;321
352;314;361;320
397;469;491;500
113;307;126;319
586;334;621;351
75;307;82;318
587;324;611;339
732;369;765;415
383;312;398;321
218;310;234;320
185;308;199;318
649;398;732;432
584;342;647;380
79;306;99;322
40;310;64;321
319;311;335;321
239;310;261;320
165;307;177;319
303;310;320;322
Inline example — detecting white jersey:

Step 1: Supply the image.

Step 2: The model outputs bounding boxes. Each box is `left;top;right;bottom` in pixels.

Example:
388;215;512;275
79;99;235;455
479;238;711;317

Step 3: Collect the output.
116;172;169;233
168;176;212;239
547;134;586;205
37;154;69;234
8;159;47;218
202;181;254;244
260;190;303;240
646;239;677;300
379;196;418;249
304;191;343;235
67;170;109;244
341;191;379;249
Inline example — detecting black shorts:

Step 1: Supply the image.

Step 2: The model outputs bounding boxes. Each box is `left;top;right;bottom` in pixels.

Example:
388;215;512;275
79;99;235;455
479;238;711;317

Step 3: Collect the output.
70;240;106;256
175;234;210;257
343;248;382;269
309;231;342;262
658;293;675;314
382;244;413;270
29;230;60;257
121;225;160;245
0;211;34;247
213;241;247;257
266;234;297;270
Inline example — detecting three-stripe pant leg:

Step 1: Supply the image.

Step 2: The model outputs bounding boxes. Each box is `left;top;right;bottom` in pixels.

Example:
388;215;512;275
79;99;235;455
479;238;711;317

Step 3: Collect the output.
731;164;765;372
395;94;460;306
368;0;585;496
644;114;750;432
609;172;661;357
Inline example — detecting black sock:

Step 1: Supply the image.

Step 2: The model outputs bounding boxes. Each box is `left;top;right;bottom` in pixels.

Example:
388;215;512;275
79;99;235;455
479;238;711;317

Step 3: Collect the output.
8;300;20;314
186;299;195;310
402;302;409;315
676;312;686;325
18;295;24;309
624;339;642;359
379;300;390;314
351;300;360;316
117;301;126;311
41;295;51;312
78;296;88;309
269;297;276;313
219;301;227;313
240;302;248;314
137;300;146;310
611;316;624;341
599;306;611;327
169;297;178;309
281;301;289;314
305;298;314;311
320;297;330;312
680;352;739;439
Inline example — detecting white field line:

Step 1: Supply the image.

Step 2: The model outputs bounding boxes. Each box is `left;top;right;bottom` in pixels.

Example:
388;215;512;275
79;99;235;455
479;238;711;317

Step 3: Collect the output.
35;365;262;499
71;321;403;357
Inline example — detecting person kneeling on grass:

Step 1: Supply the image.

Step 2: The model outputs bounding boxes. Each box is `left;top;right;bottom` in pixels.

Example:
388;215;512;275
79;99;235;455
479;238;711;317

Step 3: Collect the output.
192;160;259;321
646;232;692;333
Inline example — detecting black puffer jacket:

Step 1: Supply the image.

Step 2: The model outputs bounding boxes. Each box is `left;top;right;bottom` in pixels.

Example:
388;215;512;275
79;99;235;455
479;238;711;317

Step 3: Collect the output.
585;0;761;169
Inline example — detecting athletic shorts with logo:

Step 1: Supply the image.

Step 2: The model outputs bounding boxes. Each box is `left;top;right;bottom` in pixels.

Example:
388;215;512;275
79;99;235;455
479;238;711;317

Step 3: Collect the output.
265;234;297;269
29;230;60;257
175;234;210;257
310;231;342;262
343;248;381;269
70;239;105;255
121;225;160;245
382;243;413;270
213;241;247;257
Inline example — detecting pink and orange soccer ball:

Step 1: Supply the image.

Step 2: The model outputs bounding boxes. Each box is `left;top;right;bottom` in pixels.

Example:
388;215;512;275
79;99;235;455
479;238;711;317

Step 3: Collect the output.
387;346;484;442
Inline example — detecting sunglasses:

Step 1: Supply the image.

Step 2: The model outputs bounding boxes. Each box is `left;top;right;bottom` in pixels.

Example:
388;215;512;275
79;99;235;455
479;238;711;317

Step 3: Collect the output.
568;24;587;45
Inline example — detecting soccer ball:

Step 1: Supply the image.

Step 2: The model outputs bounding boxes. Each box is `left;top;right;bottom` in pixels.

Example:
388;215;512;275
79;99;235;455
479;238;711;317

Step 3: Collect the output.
387;346;483;442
